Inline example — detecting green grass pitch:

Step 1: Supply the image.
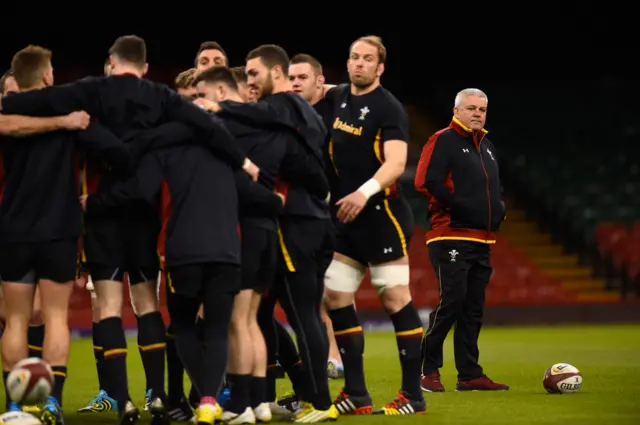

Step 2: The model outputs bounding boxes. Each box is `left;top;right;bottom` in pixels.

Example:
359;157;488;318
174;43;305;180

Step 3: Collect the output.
3;324;639;424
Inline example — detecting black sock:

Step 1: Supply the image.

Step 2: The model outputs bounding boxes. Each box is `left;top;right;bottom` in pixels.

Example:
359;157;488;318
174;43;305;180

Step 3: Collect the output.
329;305;368;396
225;374;251;413
92;321;107;392
165;323;185;403
249;377;266;408
27;324;45;358
51;366;67;406
3;371;10;410
137;312;167;400
100;316;131;410
389;302;424;400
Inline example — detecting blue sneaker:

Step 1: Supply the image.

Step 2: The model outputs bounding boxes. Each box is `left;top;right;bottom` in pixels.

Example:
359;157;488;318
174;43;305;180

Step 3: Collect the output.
143;388;152;411
77;389;118;413
218;387;231;407
40;396;63;425
8;401;21;412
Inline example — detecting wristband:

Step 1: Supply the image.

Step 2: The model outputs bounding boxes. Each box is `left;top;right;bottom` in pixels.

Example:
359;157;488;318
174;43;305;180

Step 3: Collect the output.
357;178;382;200
242;158;253;171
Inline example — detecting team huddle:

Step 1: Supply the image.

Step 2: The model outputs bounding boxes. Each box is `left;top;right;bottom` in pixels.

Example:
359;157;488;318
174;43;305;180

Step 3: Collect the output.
0;34;428;425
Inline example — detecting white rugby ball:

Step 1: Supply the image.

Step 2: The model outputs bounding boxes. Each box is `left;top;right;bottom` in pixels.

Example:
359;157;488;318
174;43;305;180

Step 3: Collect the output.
543;363;582;394
6;358;54;404
0;411;42;425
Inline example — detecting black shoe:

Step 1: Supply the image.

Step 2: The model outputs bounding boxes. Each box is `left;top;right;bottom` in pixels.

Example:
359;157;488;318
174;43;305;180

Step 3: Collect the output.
118;401;140;425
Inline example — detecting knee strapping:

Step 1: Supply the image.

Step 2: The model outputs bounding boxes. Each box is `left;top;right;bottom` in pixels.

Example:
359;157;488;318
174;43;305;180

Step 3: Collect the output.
370;265;410;293
324;260;364;293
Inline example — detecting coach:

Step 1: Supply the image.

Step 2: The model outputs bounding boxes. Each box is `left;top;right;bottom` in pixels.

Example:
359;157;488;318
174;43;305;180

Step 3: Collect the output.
414;88;509;392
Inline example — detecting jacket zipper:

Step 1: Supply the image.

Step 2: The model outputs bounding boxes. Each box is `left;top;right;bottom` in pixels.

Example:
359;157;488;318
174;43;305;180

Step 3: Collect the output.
477;138;491;237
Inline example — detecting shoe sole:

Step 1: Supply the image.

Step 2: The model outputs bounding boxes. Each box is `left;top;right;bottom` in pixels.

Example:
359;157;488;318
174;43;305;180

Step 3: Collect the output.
420;387;445;392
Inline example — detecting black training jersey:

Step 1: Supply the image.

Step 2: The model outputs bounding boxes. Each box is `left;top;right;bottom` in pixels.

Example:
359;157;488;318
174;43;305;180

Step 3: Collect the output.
326;84;409;201
0;122;131;243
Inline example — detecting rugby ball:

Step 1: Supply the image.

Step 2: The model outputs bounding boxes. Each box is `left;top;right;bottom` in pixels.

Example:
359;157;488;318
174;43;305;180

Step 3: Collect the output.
0;411;42;425
543;363;582;394
6;358;54;404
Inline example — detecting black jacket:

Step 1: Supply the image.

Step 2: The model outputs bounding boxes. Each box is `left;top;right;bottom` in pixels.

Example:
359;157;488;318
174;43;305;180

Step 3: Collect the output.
414;117;505;244
218;93;330;219
0;121;131;243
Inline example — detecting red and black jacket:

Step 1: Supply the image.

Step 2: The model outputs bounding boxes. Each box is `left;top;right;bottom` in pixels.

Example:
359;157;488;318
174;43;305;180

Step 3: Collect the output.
414;117;505;245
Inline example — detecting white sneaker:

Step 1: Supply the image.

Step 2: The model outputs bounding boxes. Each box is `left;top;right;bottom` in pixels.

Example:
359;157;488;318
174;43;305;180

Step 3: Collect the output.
253;403;272;422
222;406;256;424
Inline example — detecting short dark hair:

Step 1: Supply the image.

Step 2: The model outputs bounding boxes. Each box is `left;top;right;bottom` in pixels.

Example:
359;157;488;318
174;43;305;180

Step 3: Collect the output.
290;53;323;75
194;66;238;91
0;69;13;93
196;41;227;63
246;44;290;77
109;35;146;67
11;45;52;89
230;66;247;85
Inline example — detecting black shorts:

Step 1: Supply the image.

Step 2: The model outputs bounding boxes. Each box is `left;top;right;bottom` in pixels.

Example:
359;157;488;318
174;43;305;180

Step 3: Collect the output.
335;196;414;265
277;217;333;274
84;216;159;285
241;226;277;292
0;238;78;284
166;262;241;299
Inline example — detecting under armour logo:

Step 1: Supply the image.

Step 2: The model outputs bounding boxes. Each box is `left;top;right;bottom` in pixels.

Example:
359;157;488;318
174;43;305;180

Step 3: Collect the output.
449;249;458;262
462;148;469;153
340;102;346;108
486;148;495;160
384;247;393;254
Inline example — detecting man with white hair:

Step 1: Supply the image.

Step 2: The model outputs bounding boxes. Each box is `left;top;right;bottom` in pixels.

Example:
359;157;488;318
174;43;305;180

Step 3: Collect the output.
414;88;509;392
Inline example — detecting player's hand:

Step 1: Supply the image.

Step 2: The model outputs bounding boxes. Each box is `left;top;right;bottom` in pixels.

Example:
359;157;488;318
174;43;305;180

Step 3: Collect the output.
276;192;286;205
79;194;88;212
60;111;90;130
244;161;260;182
336;191;367;223
193;98;220;112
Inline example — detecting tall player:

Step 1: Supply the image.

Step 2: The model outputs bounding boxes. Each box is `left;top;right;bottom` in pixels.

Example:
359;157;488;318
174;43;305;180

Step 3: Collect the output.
321;36;426;415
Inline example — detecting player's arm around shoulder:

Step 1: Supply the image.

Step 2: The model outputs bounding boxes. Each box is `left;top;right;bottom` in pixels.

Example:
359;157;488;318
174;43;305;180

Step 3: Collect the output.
0;111;90;137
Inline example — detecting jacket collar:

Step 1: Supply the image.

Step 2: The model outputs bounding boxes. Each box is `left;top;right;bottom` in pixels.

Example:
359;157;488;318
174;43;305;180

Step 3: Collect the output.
450;117;488;140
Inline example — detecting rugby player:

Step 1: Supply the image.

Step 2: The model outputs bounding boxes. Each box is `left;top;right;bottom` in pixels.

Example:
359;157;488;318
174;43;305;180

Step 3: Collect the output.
0;45;132;424
321;36;426;415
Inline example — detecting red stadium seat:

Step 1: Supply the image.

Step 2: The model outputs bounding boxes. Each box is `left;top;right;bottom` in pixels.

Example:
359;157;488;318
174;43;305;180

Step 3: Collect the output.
595;223;629;257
